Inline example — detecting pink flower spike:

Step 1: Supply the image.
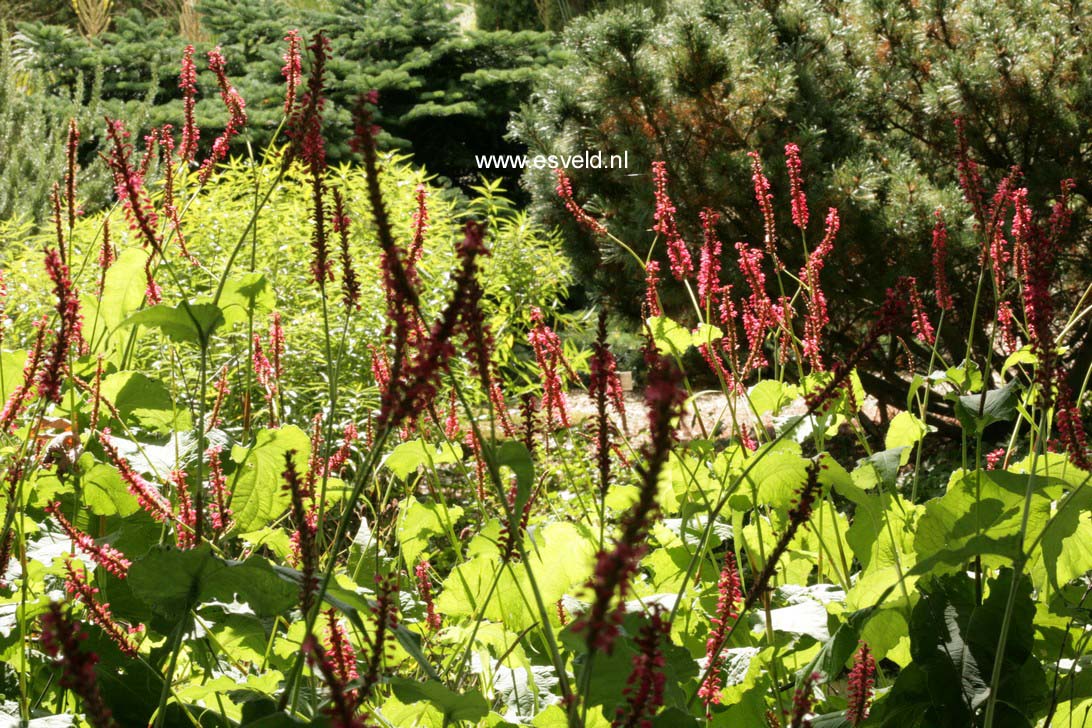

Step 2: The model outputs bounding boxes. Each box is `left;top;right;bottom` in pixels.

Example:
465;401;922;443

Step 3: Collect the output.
415;560;442;632
282;30;303;116
652;161;692;281
698;208;722;309
932;210;954;311
40;603;119;728
62;559;138;658
98;432;172;523
749;151;781;269
199;47;248;184
45;502;131;578
555;168;607;236
179;45;200;162
785;143;808;230
846;642;877;726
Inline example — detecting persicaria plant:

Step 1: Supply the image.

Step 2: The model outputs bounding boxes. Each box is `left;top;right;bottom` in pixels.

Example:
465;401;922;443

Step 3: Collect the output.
0;25;1088;728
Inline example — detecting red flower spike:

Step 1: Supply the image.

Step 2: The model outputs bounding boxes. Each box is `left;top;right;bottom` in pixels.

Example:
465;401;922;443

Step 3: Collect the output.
179;45;200;162
748;151;781;269
415;560;442;632
303;635;365;728
644;261;662;317
171;470;197;550
408;183;430;277
96;217;115;296
37;247;84;402
954;118;986;230
332;189;361;312
1055;384;1091;471
932;210;953;311
984;448;1006;470
252;333;278;425
799;209;838;370
40;603;119;728
98;432;173;523
698;209;722;309
287;32;332;173
283;451;317;614
785;143;808;231
199;47;248;184
652;161;692;281
846;642;877;726
323;609;359;687
62;559;138;657
205;445;233;532
612;607;669;728
65;119;80;233
699;551;743;709
103;118;162;253
789;671;821;728
325;422;358;476
0;269;8;347
0;317;49;432
736;241;773;370
555;168;607;236
360;574;399;699
528;307;573;429
906;277;935;345
45;502;130;578
282;30;303;116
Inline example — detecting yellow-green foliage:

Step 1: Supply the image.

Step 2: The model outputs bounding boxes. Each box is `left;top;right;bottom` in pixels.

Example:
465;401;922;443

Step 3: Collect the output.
0;151;570;415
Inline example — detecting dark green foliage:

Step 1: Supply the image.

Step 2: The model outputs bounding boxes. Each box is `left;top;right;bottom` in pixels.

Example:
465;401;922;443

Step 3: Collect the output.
514;0;1092;400
9;0;558;214
0;27;121;224
475;0;545;31
872;571;1047;726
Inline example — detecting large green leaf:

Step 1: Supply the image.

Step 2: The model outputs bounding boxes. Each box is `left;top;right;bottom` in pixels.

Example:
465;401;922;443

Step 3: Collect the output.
214;272;275;328
81;460;140;517
0;349;26;405
953;379;1020;433
229;426;310;533
123;302;224;346
128;546;218;621
83;247;150;337
743;442;808;514
647;315;692;356
397;496;464;569
747;380;797;417
885;411;927;465
872;571;1046;726
129;546;296;622
383;439;463;480
388;678;489;724
98;370;190;434
913;469;1051;574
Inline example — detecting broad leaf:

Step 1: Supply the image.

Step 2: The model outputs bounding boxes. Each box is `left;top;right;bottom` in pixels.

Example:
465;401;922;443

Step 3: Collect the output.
215;272;274;328
99;371;190;434
388;678;489;723
383;439;463;480
954;379;1020;433
647;316;692;356
872;571;1046;726
123;302;224;346
229;426;310;533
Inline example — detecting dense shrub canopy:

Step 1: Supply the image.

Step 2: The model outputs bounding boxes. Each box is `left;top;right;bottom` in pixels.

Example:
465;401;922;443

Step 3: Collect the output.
515;0;1092;396
6;0;560;221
